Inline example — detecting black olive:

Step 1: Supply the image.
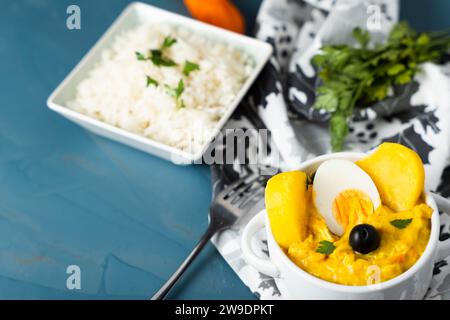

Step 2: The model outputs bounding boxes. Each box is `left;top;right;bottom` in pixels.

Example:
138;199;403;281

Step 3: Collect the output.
349;224;380;254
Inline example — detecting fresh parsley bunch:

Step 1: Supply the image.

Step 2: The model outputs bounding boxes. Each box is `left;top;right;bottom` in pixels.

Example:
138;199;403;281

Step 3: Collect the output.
312;22;450;151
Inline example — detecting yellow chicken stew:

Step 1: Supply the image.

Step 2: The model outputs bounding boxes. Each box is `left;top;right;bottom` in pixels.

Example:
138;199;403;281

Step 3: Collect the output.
265;143;432;286
286;190;432;286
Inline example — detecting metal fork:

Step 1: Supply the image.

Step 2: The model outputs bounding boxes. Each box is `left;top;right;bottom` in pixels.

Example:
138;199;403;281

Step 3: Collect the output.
151;173;267;300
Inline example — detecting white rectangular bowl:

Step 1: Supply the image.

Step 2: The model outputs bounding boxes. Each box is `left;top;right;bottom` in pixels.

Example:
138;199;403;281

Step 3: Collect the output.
47;2;272;164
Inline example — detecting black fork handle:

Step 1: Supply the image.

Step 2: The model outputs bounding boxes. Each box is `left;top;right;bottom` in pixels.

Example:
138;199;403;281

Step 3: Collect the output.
151;224;217;300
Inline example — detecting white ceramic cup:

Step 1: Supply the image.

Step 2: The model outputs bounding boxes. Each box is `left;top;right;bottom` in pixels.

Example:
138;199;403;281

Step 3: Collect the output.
242;152;450;300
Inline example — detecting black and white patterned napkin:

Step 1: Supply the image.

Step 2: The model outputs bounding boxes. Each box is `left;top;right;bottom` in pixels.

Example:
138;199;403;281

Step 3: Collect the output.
211;0;450;299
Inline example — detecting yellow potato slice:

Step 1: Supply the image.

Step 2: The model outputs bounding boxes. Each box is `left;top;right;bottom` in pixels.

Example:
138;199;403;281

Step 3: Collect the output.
356;143;425;212
265;171;309;249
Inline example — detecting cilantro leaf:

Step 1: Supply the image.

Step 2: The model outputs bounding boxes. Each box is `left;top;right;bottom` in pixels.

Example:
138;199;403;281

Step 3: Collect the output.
330;113;349;152
352;27;370;48
162;36;177;49
183;61;200;76
365;84;389;102
390;218;413;229
394;70;413;85
387;64;406;76
316;240;336;255
174;79;184;97
136;52;147;61
311;54;327;67
389;22;416;43
314;87;339;111
138;36;178;67
146;76;159;87
150;49;177;67
165;80;185;108
417;34;430;46
165;85;176;97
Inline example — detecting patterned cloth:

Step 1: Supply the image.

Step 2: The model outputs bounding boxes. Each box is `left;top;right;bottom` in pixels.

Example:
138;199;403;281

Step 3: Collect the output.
211;0;450;299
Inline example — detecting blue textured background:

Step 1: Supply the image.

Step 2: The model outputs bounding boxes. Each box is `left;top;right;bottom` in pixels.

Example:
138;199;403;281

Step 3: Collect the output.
0;0;448;300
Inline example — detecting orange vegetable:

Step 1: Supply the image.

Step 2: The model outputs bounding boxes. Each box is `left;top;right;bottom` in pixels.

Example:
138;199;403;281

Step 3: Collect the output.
184;0;246;34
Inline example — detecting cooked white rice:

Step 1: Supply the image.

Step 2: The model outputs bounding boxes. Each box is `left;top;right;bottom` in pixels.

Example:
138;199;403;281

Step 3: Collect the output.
68;23;253;154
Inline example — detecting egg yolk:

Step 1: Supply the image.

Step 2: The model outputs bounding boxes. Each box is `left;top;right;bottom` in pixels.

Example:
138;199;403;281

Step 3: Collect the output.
332;189;374;231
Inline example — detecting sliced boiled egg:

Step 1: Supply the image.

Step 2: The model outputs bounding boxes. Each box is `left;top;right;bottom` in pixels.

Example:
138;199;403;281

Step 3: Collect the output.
312;159;381;236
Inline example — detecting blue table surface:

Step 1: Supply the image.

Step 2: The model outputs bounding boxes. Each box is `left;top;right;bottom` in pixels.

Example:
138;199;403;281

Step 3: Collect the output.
0;0;449;300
